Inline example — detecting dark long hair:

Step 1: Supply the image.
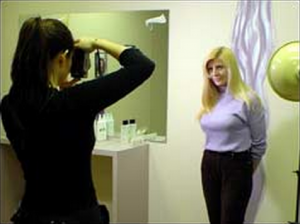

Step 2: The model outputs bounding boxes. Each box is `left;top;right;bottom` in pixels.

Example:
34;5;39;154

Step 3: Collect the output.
9;16;74;108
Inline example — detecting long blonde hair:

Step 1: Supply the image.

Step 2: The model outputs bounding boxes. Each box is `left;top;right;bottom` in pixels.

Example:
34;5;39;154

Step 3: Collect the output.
198;46;258;119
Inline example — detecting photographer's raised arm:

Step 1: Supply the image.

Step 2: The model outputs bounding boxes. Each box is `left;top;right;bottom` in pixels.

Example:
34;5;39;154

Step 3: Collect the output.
54;39;155;118
74;38;128;60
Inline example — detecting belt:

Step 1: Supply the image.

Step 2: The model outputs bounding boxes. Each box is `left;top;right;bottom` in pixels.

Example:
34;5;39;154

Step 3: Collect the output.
205;149;250;157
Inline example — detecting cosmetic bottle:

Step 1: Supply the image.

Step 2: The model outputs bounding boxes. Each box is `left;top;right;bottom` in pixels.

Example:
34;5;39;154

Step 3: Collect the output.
121;120;129;143
129;119;137;142
96;114;107;141
106;113;115;138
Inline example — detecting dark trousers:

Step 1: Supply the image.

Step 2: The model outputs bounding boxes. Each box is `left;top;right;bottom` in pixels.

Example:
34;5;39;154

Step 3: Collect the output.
201;150;253;224
11;204;109;224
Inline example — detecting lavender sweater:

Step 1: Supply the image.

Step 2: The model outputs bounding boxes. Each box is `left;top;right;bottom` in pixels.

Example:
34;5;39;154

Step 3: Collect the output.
200;90;267;160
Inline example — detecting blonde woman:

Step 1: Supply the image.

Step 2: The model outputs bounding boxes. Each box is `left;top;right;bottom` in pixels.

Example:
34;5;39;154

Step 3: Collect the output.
198;47;267;224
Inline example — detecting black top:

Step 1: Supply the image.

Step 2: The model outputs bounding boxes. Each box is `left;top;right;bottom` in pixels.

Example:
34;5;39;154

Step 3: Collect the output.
0;48;155;216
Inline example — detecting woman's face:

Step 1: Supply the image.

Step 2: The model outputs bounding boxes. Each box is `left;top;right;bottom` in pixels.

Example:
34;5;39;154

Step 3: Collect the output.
206;58;228;87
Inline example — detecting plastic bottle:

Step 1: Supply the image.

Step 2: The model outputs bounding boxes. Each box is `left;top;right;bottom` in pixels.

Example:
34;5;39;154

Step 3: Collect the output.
96;114;107;141
106;113;115;138
129;119;137;142
121;120;129;143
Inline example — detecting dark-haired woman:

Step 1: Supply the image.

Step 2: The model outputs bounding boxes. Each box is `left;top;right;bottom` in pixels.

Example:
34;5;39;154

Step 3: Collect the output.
0;17;155;224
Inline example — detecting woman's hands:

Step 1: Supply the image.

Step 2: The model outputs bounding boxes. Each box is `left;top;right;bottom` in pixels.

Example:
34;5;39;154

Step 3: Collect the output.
74;38;128;60
59;78;81;90
74;38;98;53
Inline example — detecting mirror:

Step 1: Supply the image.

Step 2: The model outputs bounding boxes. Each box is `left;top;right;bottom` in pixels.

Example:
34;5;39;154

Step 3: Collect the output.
20;10;169;142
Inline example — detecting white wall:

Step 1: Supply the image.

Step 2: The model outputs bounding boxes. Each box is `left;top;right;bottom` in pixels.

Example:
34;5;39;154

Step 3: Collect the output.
1;1;299;223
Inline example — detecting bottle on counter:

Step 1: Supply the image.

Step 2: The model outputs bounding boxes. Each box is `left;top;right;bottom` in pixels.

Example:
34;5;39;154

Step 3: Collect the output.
121;120;130;143
129;119;137;142
96;114;107;141
106;112;115;138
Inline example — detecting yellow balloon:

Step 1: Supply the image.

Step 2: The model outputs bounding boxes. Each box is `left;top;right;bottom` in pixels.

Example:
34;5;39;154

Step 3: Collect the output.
267;41;299;101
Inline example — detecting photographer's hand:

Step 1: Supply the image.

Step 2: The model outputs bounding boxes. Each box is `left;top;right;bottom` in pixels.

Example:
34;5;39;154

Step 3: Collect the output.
74;38;128;60
74;38;96;53
59;78;81;89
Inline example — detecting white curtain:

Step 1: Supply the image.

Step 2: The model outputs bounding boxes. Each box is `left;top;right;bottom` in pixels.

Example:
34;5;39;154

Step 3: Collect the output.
231;0;274;106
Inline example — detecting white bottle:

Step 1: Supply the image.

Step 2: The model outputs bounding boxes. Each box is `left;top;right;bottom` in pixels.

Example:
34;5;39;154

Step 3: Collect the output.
121;120;129;143
106;113;115;138
129;119;137;142
97;114;107;141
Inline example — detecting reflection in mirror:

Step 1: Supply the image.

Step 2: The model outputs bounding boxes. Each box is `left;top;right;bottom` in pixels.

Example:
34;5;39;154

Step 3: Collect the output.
21;11;169;142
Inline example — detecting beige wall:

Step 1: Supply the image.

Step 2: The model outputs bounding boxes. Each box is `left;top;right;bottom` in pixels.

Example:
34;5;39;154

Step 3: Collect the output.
1;1;299;223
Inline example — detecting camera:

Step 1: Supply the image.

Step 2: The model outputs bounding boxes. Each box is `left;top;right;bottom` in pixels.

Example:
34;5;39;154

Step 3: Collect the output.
95;50;107;77
70;48;91;79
